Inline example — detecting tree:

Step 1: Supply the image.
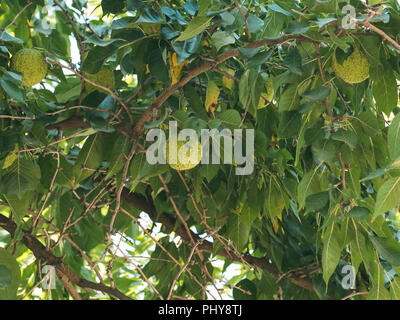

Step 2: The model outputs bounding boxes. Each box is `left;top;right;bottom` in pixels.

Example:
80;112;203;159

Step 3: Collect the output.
0;0;399;301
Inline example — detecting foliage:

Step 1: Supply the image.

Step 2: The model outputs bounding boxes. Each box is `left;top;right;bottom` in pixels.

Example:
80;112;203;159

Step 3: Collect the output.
0;0;399;300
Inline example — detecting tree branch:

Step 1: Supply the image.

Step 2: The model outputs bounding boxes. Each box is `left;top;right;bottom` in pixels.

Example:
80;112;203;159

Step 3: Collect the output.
0;213;133;300
120;189;315;292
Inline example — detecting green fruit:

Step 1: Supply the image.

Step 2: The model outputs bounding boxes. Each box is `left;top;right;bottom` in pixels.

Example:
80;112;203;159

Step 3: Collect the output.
332;47;370;84
10;48;47;87
85;66;115;94
166;139;202;171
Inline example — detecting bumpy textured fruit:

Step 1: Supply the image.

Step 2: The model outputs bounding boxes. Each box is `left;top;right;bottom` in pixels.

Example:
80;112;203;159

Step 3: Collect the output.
258;78;274;109
10;49;47;87
85;66;115;94
166;139;202;171
332;47;370;84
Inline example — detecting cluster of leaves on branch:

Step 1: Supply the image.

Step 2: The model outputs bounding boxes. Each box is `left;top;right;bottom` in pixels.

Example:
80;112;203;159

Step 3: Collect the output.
0;0;400;300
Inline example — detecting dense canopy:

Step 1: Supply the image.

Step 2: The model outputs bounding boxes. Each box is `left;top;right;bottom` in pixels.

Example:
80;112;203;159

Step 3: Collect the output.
0;0;400;300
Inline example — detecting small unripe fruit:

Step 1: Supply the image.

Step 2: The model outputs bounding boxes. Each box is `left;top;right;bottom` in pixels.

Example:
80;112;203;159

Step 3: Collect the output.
332;46;370;84
85;66;115;94
10;48;47;87
165;139;202;171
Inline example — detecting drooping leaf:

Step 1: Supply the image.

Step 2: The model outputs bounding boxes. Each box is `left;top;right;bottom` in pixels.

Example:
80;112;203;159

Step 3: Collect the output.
175;16;212;41
374;177;400;220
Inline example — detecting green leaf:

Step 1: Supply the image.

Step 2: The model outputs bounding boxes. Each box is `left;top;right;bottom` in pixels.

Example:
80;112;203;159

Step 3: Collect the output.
175;16;212;41
73;133;107;183
331;129;358;150
0;249;20;300
3;193;30;226
267;4;294;16
347;206;370;220
298;166;322;208
197;164;219;182
264;177;285;221
305;191;329;212
239;69;250;107
284;21;310;34
368;284;391;300
315;18;337;28
246;49;274;69
226;214;249;252
361;167;388;182
390;277;400;299
102;0;125;15
211;31;235;51
370;236;400;266
0;265;12;289
1;159;41;198
127;0;148;10
322;224;342;285
0;76;24;103
278;111;301;138
312;139;337;162
373;177;400;220
220;110;241;130
183;85;208;121
247;15;264;33
388;113;400;160
137;8;163;23
232;279;257;300
54;77;82;103
82;44;118;74
371;66;398;115
283;48;303;75
0;32;23;43
277;83;300;111
302;86;330;101
105;135;131;179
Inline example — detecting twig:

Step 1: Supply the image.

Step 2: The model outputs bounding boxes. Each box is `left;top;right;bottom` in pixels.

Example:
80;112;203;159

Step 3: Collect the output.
109;144;136;233
314;42;334;132
46;57;133;123
0;213;132;300
233;0;252;42
166;239;203;300
0;1;32;41
120;190;316;292
45;105;121;120
212;67;240;82
338;151;346;190
341;291;369;300
239;96;252;129
357;11;400;51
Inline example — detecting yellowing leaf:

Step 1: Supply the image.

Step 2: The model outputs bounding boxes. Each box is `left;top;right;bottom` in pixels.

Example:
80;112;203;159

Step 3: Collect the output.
170;52;186;85
273;218;280;234
2;145;18;169
258;93;269;109
205;80;220;114
222;69;235;90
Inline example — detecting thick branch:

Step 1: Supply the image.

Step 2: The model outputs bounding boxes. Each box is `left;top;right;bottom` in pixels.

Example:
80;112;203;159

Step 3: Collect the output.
120;190;315;292
0;214;132;300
